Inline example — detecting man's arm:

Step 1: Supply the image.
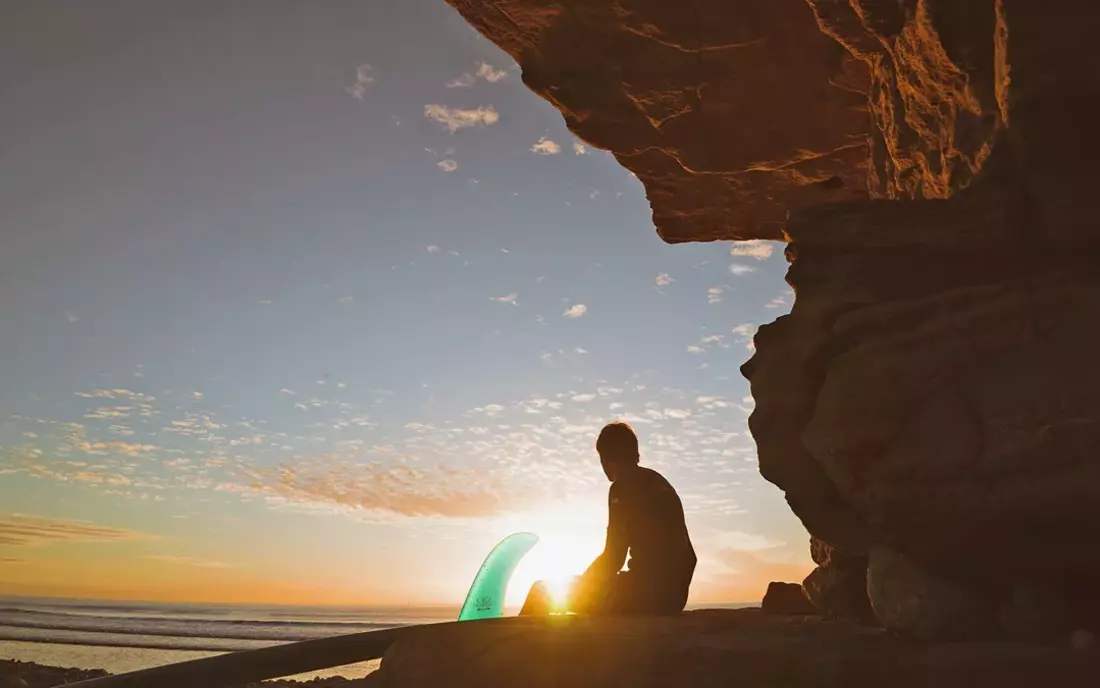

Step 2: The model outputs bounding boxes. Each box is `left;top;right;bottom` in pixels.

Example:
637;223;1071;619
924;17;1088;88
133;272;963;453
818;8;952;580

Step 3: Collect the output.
583;483;628;579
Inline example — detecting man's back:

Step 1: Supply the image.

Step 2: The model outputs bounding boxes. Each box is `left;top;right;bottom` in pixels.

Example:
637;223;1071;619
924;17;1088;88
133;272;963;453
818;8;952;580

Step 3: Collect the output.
610;466;696;586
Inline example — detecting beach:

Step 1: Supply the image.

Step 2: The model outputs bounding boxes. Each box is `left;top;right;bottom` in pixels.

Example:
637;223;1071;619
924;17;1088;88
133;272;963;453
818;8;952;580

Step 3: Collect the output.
0;597;456;681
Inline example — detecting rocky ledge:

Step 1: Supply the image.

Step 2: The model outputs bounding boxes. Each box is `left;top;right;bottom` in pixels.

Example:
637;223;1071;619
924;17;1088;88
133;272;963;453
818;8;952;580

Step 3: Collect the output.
368;609;1098;687
446;0;1100;640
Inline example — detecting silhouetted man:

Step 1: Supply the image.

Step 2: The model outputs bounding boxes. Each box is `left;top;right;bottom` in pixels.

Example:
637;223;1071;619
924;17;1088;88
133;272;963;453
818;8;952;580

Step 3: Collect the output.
521;421;696;616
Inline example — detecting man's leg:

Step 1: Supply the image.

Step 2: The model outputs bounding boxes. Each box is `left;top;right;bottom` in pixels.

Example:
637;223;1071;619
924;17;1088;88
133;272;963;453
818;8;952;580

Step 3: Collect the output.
518;580;553;616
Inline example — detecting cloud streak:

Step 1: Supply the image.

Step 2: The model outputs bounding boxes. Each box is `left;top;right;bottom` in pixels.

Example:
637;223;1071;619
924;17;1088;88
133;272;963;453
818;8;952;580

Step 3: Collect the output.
424;105;500;132
0;514;158;547
143;555;236;569
346;64;375;100
729;240;775;260
563;304;587;318
531;137;561;155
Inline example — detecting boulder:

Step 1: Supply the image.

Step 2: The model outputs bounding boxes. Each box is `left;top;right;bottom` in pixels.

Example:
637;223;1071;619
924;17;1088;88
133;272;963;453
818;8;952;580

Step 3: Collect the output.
762;581;821;616
369;609;1100;687
867;548;996;641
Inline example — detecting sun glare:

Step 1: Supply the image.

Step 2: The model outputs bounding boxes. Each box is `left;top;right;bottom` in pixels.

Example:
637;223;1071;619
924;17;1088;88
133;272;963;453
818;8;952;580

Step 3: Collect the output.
490;499;606;609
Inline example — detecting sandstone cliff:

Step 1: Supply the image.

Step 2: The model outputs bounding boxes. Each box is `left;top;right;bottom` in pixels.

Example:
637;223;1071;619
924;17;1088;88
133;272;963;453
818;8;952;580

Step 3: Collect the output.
446;0;1100;638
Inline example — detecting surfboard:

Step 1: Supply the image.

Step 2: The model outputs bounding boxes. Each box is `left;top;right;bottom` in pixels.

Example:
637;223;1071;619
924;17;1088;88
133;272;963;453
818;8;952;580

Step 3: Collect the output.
457;531;538;621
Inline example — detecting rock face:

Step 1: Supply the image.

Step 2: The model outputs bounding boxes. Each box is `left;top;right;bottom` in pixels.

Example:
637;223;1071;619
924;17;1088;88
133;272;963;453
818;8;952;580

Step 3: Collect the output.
867;548;997;641
448;0;1100;637
369;610;1100;687
802;538;873;620
445;0;872;242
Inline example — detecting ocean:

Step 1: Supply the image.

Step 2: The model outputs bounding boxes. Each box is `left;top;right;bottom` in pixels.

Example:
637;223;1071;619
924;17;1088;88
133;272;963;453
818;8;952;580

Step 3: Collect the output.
0;596;458;680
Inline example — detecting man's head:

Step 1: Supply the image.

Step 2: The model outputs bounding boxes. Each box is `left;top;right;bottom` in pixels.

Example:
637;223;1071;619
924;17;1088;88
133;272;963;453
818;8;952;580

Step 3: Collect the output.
596;421;640;482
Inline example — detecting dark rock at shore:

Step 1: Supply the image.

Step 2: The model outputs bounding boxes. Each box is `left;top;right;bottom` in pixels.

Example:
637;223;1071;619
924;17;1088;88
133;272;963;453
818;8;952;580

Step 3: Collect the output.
0;661;380;688
761;582;821;616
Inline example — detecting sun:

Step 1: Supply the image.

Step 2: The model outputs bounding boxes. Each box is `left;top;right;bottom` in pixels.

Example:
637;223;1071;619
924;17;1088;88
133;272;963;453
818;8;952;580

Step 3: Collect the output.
490;499;606;610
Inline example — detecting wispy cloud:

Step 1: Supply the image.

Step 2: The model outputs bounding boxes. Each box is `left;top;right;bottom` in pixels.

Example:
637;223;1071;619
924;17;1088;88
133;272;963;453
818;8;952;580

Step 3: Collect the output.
655;273;672;288
531;137;561;155
490;293;518;306
0;514;158;547
424;105;499;132
337;296;356;307
687;332;730;355
573;142;588;155
346;64;375;101
248;461;523;519
446;74;475;89
446;61;509;88
143;555;236;569
707;286;725;305
476;62;508;83
729;264;756;276
729;240;775;260
563;303;587;318
279;388;296;396
0;557;27;564
765;290;793;310
436;159;458;172
64;311;78;323
731;324;759;350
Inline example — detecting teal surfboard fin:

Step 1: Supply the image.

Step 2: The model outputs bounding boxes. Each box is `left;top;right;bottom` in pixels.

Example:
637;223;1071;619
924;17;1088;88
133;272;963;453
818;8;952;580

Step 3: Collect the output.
458;531;538;621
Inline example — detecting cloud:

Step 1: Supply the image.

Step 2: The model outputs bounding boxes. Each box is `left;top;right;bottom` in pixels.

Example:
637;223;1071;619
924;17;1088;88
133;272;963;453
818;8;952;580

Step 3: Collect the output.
490;293;518;306
75;389;155;403
563;303;588;318
279;388;296;396
476;62;508;83
248;461;523;519
731;324;759;350
531;137;562;155
0;514;158;547
655;273;672;287
143;555;236;569
729;264;756;276
346;64;375;100
436;159;458;172
729;240;775;260
424;105;500;132
765;290;793;310
446;73;475;89
571;394;596;403
447;62;508;88
337;296;356;307
426;245;442;254
707;287;724;305
64;311;78;323
573;142;588;156
0;557;28;564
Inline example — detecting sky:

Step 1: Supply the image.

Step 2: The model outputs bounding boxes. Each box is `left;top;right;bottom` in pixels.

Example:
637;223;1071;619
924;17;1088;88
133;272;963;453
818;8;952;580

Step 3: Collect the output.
0;0;807;607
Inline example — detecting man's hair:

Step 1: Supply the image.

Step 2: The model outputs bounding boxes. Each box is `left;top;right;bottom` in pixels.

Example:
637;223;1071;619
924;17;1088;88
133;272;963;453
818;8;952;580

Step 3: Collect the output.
596;422;640;463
